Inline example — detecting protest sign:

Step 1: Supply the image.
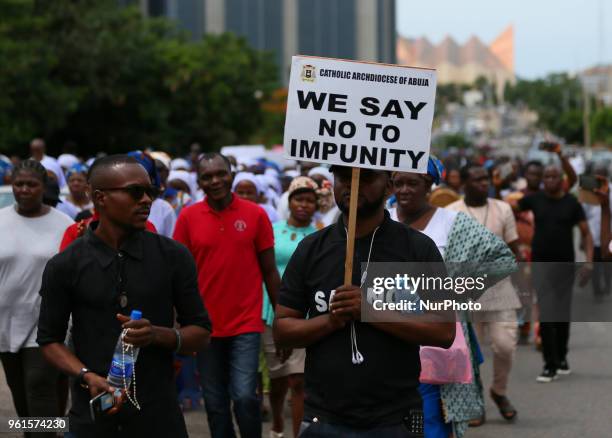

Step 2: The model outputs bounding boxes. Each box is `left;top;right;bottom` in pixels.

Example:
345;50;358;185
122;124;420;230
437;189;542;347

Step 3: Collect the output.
283;56;437;173
283;55;437;284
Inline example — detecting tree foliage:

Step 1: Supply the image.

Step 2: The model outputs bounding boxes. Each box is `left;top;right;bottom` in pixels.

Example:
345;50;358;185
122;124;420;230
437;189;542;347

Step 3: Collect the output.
504;73;584;143
0;0;278;156
433;133;473;150
591;108;612;145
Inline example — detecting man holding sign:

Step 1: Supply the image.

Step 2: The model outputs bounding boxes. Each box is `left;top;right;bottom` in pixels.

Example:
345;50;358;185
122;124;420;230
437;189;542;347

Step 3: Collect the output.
273;165;455;437
274;57;455;437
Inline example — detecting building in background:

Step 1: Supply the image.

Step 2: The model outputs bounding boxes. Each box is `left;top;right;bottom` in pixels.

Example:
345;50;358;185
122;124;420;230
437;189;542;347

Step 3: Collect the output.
130;0;396;84
397;26;515;99
580;65;612;107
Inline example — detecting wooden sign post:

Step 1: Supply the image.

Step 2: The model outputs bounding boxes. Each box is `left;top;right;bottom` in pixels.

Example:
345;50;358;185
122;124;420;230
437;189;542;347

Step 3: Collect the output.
344;167;360;285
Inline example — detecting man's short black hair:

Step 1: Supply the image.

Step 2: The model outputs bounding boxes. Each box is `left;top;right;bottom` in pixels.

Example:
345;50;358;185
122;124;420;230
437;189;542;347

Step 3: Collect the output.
459;163;483;182
198;152;232;173
524;160;543;171
88;154;139;188
445;166;459;174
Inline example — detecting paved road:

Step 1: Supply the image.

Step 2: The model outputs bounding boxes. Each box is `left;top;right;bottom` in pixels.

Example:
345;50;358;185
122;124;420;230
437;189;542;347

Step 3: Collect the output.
469;322;612;438
2;322;611;437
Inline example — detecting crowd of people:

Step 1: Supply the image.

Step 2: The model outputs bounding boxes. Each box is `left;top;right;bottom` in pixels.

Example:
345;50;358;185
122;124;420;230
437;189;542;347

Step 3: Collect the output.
0;137;610;438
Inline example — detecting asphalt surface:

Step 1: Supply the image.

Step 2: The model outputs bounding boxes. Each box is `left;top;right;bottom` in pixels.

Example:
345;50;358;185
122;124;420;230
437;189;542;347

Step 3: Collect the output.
468;321;612;438
2;322;611;437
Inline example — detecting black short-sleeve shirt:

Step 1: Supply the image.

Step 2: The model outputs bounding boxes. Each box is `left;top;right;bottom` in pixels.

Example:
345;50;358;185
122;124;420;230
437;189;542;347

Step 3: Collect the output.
37;227;211;427
518;192;586;261
279;210;444;428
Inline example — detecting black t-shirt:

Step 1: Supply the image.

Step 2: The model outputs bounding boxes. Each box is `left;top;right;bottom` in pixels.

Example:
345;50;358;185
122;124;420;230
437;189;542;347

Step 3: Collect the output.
518;192;586;262
37;228;211;428
279;210;444;428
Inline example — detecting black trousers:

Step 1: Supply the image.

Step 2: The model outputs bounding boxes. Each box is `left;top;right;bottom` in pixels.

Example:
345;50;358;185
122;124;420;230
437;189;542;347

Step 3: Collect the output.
533;263;574;371
69;399;188;438
539;322;571;371
0;347;60;438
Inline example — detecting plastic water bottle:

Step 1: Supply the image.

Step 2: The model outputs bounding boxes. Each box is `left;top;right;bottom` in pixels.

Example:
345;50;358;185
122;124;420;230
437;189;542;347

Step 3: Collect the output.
107;310;141;388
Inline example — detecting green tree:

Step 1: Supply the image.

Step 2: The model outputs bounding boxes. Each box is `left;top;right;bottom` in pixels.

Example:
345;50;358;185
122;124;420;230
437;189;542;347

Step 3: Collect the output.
158;33;277;151
0;0;278;156
591;108;612;145
504;73;584;143
433;133;473;150
555;110;584;144
0;0;77;153
435;83;470;112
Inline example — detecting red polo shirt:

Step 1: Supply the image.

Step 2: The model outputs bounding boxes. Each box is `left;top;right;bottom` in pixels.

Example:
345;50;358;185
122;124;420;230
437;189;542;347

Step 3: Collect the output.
173;194;273;337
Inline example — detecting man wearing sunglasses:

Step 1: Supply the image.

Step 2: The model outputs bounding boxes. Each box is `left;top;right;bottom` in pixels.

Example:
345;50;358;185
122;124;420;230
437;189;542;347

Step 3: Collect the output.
59;160;159;251
38;155;211;437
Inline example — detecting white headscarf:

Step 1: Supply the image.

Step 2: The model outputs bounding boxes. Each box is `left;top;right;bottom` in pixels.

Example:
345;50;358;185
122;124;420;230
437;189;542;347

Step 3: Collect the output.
254;175;279;207
264;168;279;178
261;173;282;194
308;166;334;186
167;170;197;195
171;158;190;171
232;172;264;195
40;156;67;188
58;154;80;170
150;151;171;170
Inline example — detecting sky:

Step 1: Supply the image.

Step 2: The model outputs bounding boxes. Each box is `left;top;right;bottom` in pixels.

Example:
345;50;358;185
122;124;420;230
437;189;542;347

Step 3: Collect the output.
396;0;612;79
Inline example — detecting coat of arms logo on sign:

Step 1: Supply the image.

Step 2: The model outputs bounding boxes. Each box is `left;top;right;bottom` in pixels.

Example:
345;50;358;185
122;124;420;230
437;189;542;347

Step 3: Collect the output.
301;64;316;82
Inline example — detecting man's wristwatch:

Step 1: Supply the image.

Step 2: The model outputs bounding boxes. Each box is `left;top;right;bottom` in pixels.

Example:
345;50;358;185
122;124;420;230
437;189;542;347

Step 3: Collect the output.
78;367;91;389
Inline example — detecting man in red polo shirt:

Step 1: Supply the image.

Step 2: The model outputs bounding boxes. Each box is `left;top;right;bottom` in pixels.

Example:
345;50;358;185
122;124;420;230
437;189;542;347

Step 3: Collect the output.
173;152;280;438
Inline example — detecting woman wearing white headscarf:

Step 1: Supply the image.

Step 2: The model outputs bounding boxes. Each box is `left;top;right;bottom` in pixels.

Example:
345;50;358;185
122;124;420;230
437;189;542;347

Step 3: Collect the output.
164;170;196;216
232;172;279;223
307;166;340;228
256;174;280;209
39;158;67;189
307;166;333;185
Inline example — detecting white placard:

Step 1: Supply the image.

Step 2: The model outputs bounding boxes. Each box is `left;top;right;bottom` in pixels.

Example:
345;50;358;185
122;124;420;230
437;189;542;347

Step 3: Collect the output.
283;56;437;173
220;145;266;165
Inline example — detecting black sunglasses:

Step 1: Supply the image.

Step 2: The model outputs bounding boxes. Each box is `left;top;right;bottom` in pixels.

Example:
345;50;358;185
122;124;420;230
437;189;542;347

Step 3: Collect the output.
98;184;158;200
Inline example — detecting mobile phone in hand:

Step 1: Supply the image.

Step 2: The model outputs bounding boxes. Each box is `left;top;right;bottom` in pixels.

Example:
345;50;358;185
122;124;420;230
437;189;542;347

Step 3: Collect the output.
538;141;559;152
579;175;601;191
90;391;116;421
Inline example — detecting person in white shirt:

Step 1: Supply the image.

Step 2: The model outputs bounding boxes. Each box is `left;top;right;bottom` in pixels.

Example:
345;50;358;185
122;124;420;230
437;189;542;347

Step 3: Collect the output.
30;138;67;188
128;151;177;238
581;166;612;296
0;160;73;423
447;164;522;425
58;164;94;219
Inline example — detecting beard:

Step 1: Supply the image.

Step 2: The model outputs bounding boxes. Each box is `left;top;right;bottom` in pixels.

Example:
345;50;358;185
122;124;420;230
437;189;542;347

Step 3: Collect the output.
337;193;385;219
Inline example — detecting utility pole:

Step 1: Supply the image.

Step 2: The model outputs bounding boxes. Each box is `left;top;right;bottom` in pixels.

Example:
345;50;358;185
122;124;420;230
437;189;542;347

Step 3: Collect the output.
583;85;591;153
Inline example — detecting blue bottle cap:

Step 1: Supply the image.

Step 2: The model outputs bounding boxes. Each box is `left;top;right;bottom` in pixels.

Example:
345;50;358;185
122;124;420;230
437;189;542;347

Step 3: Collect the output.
130;310;142;320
